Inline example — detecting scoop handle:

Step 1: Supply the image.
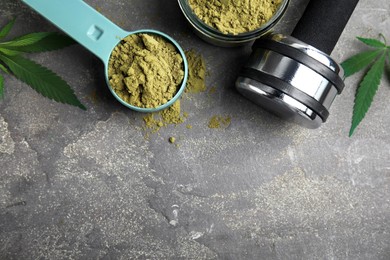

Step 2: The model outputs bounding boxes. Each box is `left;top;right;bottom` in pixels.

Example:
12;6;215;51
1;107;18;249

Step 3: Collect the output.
291;0;359;55
22;0;128;63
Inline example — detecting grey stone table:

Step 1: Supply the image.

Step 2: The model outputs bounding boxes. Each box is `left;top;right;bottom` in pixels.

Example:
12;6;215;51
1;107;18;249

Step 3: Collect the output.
1;0;389;259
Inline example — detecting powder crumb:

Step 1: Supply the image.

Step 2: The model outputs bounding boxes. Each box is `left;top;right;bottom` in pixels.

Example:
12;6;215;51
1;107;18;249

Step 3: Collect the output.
189;0;282;35
208;115;231;129
186;124;193;129
169;137;176;144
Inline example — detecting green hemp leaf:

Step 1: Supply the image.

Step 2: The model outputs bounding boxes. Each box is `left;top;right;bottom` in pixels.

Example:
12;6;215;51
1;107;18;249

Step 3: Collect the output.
341;35;389;136
0;18;86;110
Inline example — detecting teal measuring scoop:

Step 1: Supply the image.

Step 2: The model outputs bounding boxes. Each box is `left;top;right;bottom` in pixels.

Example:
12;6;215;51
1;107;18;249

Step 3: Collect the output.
22;0;189;112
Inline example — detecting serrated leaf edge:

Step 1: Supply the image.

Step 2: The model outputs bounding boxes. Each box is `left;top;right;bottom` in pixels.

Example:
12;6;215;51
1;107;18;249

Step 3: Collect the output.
341;49;382;78
349;52;387;136
0;53;86;110
357;36;386;48
0;47;21;56
1;32;76;54
0;62;9;74
0;18;16;40
0;32;52;47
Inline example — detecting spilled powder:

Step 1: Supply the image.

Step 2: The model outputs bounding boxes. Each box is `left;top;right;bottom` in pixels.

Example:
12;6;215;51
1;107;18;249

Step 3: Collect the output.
161;101;185;124
208;86;217;95
142;100;186;133
184;50;207;94
108;33;184;108
208;115;231;129
189;0;282;35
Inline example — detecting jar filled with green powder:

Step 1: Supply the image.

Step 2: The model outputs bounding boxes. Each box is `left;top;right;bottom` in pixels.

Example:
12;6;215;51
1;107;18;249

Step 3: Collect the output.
178;0;289;46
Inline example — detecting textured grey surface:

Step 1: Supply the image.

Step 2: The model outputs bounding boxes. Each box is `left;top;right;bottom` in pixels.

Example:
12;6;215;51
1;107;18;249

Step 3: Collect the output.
1;0;390;259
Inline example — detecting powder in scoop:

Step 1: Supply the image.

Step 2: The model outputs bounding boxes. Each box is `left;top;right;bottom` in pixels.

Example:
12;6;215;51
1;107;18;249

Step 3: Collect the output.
189;0;282;35
108;33;184;108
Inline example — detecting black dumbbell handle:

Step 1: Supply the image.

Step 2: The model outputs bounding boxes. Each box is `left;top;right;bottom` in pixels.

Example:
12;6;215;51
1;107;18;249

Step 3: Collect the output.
291;0;360;55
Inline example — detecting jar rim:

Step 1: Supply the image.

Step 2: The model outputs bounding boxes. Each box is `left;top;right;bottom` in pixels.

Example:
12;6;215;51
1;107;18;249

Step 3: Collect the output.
178;0;290;42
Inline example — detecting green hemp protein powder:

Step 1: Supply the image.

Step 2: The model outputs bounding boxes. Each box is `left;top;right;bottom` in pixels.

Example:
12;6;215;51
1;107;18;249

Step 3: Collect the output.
108;33;184;108
188;0;282;35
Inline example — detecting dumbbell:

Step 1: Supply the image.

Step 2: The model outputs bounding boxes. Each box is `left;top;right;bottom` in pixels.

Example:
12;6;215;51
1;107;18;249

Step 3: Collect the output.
236;0;360;128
